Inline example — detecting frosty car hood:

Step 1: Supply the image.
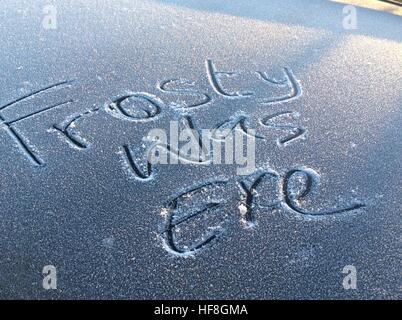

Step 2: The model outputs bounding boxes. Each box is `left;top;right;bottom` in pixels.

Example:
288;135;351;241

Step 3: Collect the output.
0;0;400;299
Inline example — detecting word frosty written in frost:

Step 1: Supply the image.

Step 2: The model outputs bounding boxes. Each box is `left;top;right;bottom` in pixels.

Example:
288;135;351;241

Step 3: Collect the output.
0;61;303;169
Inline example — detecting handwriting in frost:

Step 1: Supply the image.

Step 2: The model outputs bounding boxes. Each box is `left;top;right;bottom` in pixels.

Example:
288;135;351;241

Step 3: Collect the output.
161;60;302;108
159;167;365;256
53;105;100;149
0;60;302;167
0;80;74;166
122;113;306;181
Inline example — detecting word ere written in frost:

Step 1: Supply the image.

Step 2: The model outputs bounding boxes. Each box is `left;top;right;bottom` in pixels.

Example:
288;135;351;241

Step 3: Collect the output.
159;166;366;256
0;61;302;167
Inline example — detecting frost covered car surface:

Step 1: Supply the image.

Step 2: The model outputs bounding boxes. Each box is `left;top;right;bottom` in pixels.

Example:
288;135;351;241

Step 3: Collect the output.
0;0;401;299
